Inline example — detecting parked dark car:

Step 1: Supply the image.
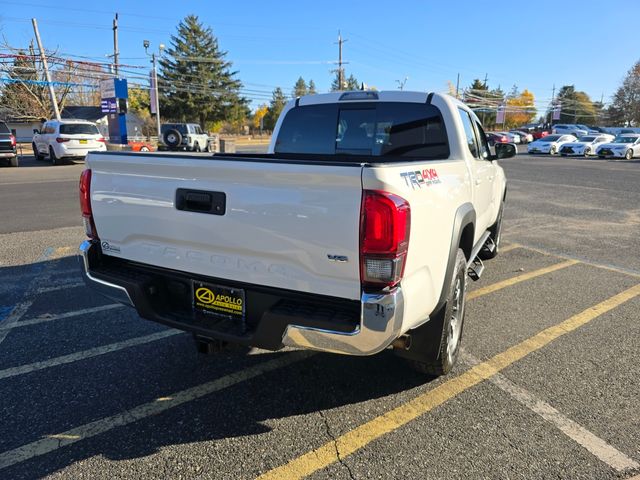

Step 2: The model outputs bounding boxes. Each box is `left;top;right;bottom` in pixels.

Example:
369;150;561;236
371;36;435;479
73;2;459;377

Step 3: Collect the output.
0;121;18;167
486;132;509;146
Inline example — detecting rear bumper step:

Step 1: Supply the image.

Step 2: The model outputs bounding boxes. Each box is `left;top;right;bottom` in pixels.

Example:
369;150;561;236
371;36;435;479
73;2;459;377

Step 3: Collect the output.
79;240;403;356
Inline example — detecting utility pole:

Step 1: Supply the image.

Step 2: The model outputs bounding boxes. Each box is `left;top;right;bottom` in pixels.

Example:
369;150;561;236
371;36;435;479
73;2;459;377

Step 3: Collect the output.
455;73;460;99
550;83;556;127
396;77;408;91
113;13;119;77
31;18;60;120
334;31;348;90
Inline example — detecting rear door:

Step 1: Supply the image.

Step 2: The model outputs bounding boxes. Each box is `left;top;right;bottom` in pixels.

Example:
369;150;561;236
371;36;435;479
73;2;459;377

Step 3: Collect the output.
458;108;494;232
88;154;364;300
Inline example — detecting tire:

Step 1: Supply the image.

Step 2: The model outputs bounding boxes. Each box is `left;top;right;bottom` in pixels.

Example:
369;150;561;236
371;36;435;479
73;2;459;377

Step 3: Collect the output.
32;143;43;161
139;146;150;152
163;129;182;148
405;249;467;376
549;146;557;155
9;156;19;167
479;201;504;260
49;146;60;166
584;147;590;156
625;149;633;160
194;142;201;152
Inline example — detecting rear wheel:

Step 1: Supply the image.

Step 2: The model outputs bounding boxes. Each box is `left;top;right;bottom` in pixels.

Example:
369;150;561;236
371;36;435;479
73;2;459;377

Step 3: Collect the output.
49;146;60;166
549;145;557;155
32;143;43;161
403;249;467;376
625;149;633;160
584;147;591;156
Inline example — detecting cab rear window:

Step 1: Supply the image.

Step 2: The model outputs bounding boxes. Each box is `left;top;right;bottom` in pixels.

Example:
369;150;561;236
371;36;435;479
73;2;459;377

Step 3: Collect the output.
275;102;449;160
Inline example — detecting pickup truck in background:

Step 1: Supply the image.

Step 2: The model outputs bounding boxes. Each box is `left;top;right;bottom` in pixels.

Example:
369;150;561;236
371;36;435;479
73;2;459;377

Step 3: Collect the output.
79;91;514;376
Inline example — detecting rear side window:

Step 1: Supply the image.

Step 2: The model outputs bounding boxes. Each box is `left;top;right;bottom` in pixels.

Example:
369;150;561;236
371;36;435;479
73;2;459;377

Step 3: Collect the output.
59;124;99;135
275;102;449;160
458;108;479;158
0;122;9;134
275;104;338;155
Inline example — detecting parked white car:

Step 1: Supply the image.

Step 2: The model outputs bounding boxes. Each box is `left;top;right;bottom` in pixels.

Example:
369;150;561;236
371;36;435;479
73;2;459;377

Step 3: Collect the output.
595;134;640;159
558;134;615;156
552;124;588;137
527;134;577;155
498;131;520;144
512;130;533;143
32;119;106;165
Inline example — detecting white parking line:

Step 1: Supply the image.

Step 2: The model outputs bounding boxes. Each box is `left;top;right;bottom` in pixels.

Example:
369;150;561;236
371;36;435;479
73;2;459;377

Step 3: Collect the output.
0;304;124;333
0;351;314;469
462;352;639;472
0;247;56;345
0;330;181;380
36;282;85;294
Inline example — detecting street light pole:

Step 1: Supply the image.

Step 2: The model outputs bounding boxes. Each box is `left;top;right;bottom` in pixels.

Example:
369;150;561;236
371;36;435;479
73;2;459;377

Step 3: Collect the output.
144;40;164;141
151;53;161;140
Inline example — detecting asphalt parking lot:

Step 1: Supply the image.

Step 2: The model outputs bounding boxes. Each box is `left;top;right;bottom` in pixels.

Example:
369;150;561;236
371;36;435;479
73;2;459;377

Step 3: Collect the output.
0;149;639;479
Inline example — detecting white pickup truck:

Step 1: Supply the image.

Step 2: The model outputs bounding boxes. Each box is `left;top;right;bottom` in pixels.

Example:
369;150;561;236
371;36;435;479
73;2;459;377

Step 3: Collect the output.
79;91;513;376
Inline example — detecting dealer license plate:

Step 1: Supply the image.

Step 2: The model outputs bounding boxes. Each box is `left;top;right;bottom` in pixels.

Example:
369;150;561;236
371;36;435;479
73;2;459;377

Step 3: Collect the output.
192;281;245;320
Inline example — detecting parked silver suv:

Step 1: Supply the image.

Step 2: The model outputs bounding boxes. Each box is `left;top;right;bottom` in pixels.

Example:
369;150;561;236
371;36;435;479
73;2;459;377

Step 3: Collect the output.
159;123;212;152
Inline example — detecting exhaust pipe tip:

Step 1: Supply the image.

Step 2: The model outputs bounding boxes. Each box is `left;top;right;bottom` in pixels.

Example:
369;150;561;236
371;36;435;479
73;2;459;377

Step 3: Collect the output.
391;334;411;351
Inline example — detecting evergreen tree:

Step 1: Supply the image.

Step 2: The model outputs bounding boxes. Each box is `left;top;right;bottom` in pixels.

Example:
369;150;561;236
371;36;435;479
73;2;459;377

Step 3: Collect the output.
308;79;317;95
264;87;287;130
331;72;359;91
292;76;308;98
553;85;597;125
610;61;640;126
159;15;246;127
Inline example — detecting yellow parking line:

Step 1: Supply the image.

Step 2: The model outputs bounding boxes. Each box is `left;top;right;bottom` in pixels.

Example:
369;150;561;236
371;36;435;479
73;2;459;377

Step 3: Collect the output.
499;243;522;253
467;259;578;300
257;283;640;480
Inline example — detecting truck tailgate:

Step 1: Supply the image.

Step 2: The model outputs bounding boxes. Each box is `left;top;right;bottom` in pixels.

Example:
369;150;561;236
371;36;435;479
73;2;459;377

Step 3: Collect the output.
88;153;363;300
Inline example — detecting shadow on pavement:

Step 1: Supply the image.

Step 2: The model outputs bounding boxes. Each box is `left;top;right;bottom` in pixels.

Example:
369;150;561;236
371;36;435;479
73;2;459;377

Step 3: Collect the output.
1;256;436;478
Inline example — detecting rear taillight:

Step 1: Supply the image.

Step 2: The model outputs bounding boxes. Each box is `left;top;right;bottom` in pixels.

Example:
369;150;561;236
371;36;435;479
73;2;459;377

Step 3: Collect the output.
56;137;69;143
360;190;411;289
97;137;106;143
79;169;98;239
9;135;16;147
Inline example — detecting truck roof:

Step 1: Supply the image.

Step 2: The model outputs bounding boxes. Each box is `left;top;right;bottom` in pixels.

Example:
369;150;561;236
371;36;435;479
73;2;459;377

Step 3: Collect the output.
297;90;461;107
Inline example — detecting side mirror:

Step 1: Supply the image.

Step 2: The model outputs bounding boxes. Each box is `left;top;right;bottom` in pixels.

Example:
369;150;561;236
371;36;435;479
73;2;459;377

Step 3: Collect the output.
494;142;517;160
33;129;40;134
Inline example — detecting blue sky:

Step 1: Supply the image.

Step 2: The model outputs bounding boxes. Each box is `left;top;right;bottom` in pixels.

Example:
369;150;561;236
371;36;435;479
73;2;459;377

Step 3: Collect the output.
1;0;638;111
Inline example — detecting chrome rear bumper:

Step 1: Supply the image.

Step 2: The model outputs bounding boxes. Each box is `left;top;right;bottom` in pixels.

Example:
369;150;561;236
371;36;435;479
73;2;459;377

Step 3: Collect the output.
281;288;404;356
79;240;133;307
